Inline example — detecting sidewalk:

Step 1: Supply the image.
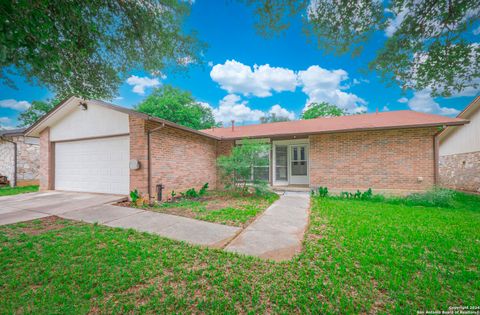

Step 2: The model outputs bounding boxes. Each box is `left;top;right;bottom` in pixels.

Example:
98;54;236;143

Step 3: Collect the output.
225;192;310;261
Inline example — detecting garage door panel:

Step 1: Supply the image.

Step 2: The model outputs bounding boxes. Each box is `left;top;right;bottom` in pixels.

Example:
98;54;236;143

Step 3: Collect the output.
55;136;130;194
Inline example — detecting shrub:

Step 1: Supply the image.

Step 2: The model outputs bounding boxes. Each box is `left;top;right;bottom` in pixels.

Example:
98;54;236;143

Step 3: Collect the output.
199;183;209;196
130;189;140;203
181;188;200;199
311;186;329;197
402;188;455;208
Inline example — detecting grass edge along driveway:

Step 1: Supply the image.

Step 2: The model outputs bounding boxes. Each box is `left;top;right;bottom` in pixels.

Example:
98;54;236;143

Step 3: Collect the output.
0;191;478;313
0;185;38;196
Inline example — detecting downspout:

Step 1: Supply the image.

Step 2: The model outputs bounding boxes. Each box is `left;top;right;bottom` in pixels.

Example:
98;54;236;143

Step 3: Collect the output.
147;121;165;203
1;136;17;187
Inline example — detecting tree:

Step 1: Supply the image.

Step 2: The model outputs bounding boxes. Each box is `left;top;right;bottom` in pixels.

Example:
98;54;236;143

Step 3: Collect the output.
260;113;291;123
0;1;203;99
136;85;218;130
301;102;346;119
17;99;60;127
244;0;480;97
217;139;270;194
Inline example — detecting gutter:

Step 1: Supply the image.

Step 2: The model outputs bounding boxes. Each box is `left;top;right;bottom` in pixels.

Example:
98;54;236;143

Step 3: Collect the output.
1;136;17;187
147;120;165;203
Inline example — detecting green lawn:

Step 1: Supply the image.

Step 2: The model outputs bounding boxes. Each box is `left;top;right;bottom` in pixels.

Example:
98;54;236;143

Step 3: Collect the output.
1;192;478;313
134;191;279;227
0;185;38;196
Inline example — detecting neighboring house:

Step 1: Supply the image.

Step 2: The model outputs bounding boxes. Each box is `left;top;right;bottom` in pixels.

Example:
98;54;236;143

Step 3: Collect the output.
25;96;467;199
0;128;40;187
438;96;480;193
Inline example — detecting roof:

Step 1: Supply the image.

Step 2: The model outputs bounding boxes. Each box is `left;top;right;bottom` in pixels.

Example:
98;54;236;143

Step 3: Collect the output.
0;128;26;137
201;110;468;140
25;96;221;140
438;95;480;142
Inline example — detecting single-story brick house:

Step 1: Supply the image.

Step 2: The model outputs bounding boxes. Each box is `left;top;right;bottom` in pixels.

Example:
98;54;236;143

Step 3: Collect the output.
438;96;480;192
25;96;467;199
0;128;40;187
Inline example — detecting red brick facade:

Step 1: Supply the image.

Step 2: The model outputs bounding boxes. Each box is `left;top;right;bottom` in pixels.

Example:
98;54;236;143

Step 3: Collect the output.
39;114;438;197
129;116;149;196
149;122;218;199
309;127;438;192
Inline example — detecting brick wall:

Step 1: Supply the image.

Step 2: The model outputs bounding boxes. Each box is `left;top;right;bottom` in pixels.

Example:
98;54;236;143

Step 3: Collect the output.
129;116;149;197
309;127;437;192
39;128;53;190
149;122;218;199
439;151;480;193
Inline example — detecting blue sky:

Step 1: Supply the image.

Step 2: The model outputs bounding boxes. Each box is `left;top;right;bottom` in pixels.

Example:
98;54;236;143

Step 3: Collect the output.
0;1;478;128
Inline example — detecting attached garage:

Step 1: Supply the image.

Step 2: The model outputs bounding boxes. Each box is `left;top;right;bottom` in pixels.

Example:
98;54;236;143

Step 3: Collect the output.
55;136;130;194
25;97;132;195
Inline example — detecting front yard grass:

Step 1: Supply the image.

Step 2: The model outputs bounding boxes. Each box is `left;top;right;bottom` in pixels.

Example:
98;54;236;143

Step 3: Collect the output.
1;191;478;313
0;185;38;196
125;191;279;227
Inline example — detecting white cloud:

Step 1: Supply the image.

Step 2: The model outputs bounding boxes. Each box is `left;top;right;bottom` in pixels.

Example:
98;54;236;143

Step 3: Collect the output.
385;8;409;37
0;117;11;124
297;65;367;113
382;106;390;111
210;60;298;97
397;97;408;103
211;94;264;125
407;90;459;116
0;99;31;111
268;104;296;120
208;61;214;67
474;25;480;35
126;75;161;95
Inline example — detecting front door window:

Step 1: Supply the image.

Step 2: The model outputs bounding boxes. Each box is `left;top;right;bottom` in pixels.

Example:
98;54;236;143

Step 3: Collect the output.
275;145;288;181
291;146;307;176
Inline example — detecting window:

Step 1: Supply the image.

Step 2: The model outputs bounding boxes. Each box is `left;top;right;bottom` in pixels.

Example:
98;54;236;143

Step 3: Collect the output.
253;148;270;181
275;145;288;181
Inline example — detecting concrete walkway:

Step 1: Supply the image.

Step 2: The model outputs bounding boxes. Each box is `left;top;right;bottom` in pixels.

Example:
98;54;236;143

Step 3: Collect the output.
225;191;310;261
0;191;241;248
62;204;241;248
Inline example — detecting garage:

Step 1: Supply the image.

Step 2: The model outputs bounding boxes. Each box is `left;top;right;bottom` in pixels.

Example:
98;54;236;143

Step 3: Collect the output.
55;136;130;195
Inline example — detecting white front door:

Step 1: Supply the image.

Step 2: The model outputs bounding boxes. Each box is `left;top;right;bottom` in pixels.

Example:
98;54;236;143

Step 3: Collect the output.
55;136;130;194
289;144;309;185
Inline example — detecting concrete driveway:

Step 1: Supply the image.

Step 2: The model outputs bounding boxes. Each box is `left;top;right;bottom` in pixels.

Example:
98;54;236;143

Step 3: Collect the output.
0;191;126;226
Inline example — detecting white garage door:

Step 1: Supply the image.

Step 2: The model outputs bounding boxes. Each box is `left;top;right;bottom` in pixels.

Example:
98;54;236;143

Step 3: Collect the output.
55;136;130;194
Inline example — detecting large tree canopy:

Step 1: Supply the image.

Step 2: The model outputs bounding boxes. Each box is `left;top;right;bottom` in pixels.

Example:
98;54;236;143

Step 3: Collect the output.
301;102;346;119
0;0;203;99
244;0;480;97
136;85;218;130
17;98;60;127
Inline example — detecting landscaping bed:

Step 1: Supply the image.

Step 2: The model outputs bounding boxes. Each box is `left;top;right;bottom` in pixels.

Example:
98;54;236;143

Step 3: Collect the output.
117;190;279;227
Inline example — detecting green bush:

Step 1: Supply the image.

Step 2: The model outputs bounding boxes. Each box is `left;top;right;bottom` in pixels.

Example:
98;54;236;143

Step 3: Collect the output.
401;188;455;208
130;189;140;203
199;183;209;196
311;186;329;197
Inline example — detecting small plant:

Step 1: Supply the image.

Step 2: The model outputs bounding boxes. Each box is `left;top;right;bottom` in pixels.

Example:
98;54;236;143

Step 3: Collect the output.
182;188;200;199
317;186;329;197
361;188;373;200
130;189;140;203
199;183;209;196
